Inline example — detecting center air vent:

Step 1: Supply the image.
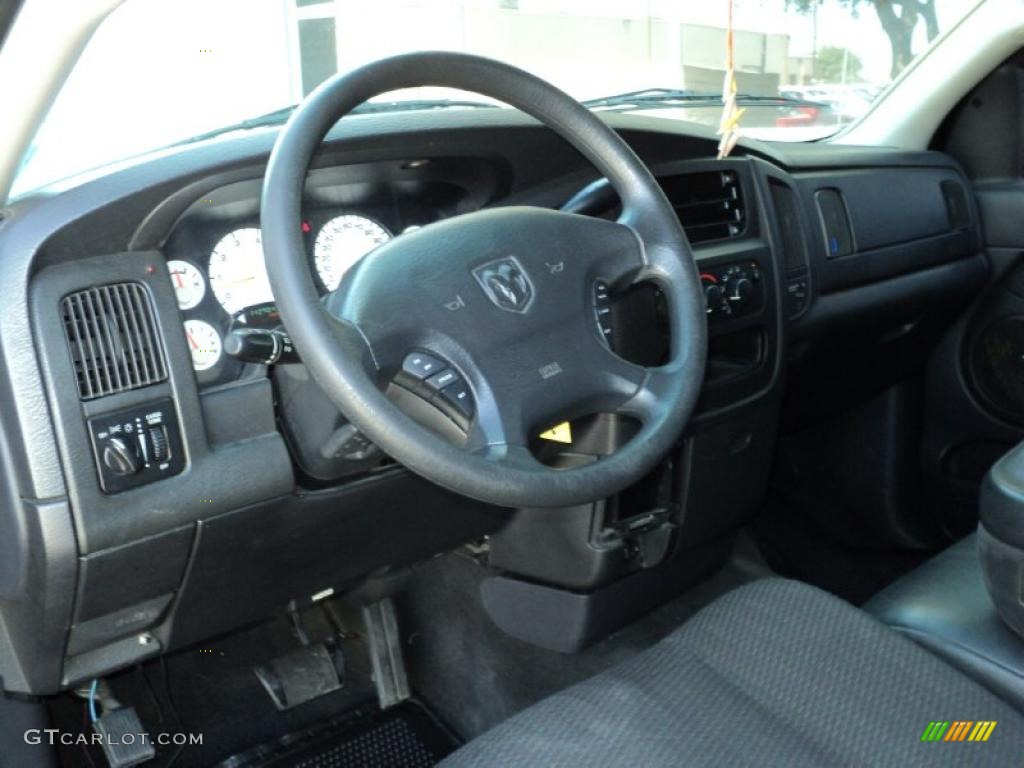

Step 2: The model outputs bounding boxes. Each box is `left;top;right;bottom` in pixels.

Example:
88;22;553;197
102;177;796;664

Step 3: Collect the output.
660;170;746;244
61;283;167;400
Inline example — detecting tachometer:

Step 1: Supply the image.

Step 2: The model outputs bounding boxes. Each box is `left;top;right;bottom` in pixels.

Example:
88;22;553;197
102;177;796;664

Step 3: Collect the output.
314;215;391;291
166;259;205;310
183;319;222;371
208;228;273;314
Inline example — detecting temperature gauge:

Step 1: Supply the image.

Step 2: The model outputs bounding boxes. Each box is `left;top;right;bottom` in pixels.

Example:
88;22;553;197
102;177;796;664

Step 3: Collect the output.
183;319;222;371
167;260;206;310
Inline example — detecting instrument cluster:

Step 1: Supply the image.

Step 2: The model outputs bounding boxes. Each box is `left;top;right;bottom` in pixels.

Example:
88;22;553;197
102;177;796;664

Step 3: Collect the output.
164;207;418;386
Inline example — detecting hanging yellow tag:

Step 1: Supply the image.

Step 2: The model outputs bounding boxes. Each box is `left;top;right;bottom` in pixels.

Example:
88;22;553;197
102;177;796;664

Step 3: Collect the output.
539;421;572;444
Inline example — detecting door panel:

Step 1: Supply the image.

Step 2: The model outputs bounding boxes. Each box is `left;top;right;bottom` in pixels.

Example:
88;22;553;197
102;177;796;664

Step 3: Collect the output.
925;61;1024;536
922;222;1024;537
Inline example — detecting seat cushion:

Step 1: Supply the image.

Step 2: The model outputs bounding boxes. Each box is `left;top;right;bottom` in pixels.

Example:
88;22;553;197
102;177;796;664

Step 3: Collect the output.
441;579;1024;767
866;532;1024;711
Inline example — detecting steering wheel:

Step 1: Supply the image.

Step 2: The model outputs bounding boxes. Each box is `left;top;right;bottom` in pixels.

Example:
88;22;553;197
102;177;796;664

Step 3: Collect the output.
261;52;706;508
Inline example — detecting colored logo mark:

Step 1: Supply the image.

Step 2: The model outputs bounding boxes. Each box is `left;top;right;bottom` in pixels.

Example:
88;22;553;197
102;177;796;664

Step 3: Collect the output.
921;721;997;742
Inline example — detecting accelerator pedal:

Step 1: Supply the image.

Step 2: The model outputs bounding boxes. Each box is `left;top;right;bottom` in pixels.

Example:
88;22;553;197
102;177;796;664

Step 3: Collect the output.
362;598;410;709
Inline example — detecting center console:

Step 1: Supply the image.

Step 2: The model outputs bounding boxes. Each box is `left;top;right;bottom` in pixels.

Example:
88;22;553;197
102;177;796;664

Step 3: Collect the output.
867;441;1024;710
479;157;791;652
979;442;1024;639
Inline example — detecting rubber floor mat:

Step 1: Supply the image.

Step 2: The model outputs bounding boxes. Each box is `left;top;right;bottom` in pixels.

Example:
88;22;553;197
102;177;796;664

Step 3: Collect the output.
218;701;460;768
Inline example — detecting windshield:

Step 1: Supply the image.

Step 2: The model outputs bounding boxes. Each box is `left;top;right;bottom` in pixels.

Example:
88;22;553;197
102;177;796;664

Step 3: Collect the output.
12;0;982;197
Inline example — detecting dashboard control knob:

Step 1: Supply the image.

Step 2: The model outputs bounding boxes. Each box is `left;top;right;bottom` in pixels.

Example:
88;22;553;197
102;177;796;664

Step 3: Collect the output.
102;437;142;476
149;426;169;463
727;277;754;303
704;283;725;309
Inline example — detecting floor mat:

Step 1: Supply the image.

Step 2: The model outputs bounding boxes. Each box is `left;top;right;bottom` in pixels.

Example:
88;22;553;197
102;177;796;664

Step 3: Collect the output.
397;545;765;740
217;701;459;768
48;606;379;768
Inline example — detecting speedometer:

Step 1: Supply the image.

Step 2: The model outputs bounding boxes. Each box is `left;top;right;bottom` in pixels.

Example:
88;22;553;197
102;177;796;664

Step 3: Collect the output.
208;228;274;315
314;215;391;291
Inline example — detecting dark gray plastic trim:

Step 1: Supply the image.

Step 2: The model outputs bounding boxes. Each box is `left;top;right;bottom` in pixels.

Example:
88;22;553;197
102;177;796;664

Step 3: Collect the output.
31;250;294;553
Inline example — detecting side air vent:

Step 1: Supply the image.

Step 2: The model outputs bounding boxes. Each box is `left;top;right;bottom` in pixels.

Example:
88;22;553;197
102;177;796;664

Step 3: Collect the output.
61;283;167;400
660;170;746;244
768;179;808;273
941;180;971;231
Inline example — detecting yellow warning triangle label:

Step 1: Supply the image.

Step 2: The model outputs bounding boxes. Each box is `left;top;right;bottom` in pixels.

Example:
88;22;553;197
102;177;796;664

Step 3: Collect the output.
539;421;572;444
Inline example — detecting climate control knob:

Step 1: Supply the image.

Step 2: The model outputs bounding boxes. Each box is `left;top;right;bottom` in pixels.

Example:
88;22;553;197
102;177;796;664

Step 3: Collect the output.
704;283;725;309
727;277;754;304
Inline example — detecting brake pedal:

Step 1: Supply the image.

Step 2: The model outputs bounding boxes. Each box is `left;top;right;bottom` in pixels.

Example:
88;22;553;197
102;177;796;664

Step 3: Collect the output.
254;639;346;710
93;706;156;768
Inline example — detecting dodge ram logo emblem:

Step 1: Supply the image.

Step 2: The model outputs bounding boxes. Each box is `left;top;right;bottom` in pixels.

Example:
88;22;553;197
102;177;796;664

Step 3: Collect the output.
472;257;534;314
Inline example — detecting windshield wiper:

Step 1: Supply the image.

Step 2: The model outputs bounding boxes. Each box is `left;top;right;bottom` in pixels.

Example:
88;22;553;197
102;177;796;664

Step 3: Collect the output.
174;105;300;146
349;97;500;114
582;88;826;112
174;98;499;147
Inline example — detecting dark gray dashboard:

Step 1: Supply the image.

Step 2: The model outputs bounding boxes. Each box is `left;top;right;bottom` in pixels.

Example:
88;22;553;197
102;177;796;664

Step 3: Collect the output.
0;108;984;694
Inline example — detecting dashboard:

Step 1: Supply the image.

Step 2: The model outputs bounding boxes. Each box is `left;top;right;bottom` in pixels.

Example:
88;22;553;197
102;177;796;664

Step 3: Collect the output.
0;107;987;696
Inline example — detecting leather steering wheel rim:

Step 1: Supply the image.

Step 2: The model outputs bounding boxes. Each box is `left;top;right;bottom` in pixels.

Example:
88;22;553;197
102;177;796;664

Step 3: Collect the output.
261;52;706;508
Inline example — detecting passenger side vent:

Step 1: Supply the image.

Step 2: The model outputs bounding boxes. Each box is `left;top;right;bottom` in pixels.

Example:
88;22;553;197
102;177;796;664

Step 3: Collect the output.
768;179;808;273
61;283;167;400
660;170;746;244
941;180;971;231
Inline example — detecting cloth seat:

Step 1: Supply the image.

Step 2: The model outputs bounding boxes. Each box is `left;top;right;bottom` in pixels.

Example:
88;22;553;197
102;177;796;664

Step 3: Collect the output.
441;579;1024;767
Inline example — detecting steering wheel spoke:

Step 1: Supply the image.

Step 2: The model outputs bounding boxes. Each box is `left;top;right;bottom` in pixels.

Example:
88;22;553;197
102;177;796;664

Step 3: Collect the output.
322;312;382;374
462;390;553;475
559;331;675;429
611;365;678;426
568;334;647;411
568;213;648;289
471;440;545;471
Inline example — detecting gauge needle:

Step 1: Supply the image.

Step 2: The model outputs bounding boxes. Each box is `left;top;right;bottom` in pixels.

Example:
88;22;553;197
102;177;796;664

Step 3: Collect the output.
172;271;184;288
186;331;199;350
